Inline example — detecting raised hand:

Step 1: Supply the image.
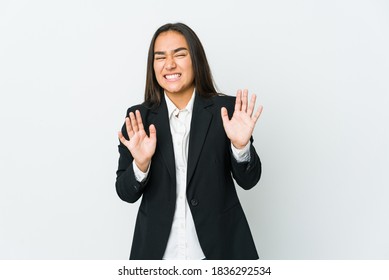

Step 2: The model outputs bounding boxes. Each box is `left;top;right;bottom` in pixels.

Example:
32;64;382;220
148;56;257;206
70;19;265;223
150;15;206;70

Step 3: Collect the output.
118;110;157;172
221;89;263;149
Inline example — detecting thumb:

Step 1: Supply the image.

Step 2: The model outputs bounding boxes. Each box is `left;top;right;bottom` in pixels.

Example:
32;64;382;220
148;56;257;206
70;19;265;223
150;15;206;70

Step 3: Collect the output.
149;124;157;140
221;107;230;125
118;131;127;144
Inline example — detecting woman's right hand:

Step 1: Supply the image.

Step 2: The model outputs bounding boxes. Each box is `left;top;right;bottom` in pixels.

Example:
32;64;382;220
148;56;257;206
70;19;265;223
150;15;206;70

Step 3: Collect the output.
118;110;157;172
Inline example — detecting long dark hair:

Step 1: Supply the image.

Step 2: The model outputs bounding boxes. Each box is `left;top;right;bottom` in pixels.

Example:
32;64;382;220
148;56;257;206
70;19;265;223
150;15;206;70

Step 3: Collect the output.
144;22;218;106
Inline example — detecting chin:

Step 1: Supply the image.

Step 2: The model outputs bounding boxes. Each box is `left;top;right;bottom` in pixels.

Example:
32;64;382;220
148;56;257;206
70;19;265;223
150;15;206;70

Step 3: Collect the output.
165;87;182;94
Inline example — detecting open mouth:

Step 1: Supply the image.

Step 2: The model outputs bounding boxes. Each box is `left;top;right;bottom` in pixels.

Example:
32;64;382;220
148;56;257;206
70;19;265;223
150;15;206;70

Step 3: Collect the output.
164;73;181;81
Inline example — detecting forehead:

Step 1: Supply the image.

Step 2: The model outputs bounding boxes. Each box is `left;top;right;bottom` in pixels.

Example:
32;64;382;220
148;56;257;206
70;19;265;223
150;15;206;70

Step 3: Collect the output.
154;31;189;52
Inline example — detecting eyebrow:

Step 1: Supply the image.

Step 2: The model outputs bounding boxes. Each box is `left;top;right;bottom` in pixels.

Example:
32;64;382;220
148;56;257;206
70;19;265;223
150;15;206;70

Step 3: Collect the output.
154;47;188;56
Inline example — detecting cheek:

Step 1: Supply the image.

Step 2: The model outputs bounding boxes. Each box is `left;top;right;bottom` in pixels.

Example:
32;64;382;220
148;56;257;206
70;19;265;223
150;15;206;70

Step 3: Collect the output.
185;62;194;79
154;73;164;85
187;68;195;81
153;65;163;80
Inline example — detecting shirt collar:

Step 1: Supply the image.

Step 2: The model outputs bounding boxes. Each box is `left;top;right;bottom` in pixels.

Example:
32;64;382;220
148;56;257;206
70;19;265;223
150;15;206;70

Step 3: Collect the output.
164;89;195;119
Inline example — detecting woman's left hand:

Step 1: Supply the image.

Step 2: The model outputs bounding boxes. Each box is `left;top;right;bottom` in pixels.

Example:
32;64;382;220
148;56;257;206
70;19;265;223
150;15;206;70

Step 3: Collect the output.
221;89;263;149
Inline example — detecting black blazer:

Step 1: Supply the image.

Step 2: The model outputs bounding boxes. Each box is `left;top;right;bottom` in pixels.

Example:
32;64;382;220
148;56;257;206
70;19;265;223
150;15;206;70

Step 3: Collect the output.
116;93;261;260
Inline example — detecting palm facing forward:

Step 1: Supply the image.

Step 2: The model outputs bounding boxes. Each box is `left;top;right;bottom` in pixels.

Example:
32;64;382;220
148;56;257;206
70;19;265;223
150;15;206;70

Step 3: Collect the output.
221;89;263;149
118;110;156;172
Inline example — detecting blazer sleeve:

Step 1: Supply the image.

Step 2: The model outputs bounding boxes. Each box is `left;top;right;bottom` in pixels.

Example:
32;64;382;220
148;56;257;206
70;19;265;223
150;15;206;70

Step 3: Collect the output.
220;95;262;190
115;108;149;203
229;138;262;190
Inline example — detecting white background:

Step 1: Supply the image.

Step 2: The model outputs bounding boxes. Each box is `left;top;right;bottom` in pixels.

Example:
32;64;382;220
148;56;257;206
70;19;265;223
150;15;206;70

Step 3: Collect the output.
0;0;388;259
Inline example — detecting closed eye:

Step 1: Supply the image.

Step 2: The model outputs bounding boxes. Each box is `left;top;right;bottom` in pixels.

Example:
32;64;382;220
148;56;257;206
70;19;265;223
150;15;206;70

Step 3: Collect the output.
175;52;187;58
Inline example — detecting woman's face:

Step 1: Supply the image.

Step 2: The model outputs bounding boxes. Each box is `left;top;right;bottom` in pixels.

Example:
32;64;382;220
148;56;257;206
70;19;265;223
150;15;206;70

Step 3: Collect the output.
153;31;195;99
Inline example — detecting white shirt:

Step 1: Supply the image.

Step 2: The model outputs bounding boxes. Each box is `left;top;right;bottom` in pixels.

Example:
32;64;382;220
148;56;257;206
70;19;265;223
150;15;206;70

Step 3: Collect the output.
132;91;250;259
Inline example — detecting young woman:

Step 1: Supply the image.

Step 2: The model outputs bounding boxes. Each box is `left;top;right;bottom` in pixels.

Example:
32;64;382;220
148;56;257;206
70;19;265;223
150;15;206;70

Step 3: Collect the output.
116;22;263;260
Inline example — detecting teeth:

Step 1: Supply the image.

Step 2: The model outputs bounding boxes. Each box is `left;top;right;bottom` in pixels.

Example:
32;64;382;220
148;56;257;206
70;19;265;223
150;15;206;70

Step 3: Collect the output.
165;74;180;80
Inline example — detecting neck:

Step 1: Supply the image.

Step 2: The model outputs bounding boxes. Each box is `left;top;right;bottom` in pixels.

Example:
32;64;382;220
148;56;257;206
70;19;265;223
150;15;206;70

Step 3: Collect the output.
165;89;194;110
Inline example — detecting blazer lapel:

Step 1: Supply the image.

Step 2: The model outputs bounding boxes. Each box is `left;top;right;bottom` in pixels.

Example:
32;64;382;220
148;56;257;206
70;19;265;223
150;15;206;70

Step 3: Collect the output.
149;96;176;185
187;94;214;186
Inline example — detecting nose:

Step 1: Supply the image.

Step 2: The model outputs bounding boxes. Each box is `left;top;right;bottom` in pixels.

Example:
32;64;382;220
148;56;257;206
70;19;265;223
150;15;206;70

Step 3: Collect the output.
165;56;176;70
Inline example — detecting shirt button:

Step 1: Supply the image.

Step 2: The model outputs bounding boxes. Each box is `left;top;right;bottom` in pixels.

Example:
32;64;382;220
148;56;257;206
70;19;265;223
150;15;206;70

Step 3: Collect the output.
190;199;199;206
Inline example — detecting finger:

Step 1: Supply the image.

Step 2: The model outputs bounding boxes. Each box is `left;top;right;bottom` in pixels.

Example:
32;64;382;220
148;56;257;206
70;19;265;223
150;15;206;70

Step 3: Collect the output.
149;124;157;141
234;90;242;112
252;105;263;124
118;131;128;145
125;117;134;138
221;107;230;125
135;110;145;132
242;89;248;112
129;112;139;132
247;94;256;117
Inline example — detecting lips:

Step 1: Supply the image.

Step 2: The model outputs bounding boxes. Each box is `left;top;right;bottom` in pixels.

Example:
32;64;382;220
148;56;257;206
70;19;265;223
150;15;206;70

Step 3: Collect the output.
164;73;181;81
